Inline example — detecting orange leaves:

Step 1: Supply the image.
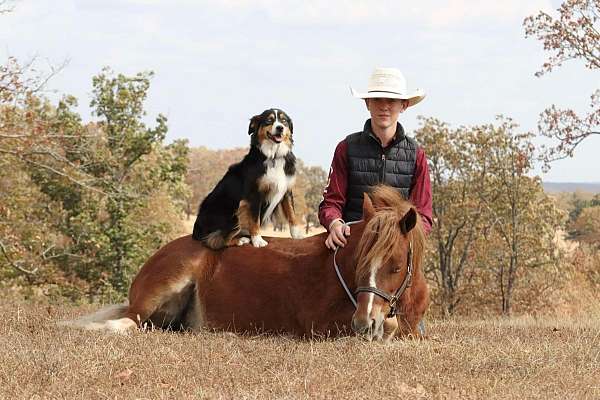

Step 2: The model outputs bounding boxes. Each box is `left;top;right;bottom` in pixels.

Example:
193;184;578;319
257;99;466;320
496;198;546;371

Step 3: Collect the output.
525;0;600;162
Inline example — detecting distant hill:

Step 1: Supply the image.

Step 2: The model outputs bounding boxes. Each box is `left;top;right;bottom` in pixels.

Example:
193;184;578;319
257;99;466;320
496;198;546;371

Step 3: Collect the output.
543;182;600;193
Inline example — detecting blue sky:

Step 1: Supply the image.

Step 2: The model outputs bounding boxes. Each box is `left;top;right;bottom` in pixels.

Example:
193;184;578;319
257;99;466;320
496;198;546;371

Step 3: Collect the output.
1;0;598;182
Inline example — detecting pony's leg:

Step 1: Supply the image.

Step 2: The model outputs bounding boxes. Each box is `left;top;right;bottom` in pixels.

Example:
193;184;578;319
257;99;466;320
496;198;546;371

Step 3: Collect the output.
395;282;430;339
126;265;197;330
280;192;304;239
395;313;420;338
105;317;138;334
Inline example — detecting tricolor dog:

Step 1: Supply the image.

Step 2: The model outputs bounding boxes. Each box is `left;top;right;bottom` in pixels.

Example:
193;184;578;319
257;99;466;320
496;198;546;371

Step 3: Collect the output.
192;108;304;249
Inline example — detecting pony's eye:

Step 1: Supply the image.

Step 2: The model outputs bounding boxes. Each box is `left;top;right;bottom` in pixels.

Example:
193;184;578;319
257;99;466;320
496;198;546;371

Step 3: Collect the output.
392;267;402;274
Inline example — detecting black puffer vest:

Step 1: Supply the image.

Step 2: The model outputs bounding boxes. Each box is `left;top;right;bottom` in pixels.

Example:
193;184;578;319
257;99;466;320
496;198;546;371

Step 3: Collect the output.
343;119;418;222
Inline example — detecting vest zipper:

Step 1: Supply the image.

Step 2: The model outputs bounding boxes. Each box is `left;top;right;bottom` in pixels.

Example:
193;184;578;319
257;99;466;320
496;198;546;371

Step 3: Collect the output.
380;153;386;183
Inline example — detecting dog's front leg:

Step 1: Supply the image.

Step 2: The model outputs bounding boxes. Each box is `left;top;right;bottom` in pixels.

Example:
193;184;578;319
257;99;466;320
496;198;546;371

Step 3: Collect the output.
281;192;304;239
237;199;267;247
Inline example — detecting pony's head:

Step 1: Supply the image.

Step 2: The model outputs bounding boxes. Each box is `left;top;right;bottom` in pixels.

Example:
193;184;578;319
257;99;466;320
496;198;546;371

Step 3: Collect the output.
350;186;424;341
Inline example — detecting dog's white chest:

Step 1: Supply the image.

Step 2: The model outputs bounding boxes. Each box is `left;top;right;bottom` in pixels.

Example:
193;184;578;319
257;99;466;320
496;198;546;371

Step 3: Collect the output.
260;158;295;223
263;159;293;193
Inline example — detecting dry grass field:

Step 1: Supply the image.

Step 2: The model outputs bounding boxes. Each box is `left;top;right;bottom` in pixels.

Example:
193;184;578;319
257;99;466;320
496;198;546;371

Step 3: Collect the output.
1;298;599;400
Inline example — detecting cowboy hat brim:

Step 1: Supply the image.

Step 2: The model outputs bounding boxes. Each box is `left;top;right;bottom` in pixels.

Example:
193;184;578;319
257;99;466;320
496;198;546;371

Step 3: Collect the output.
350;87;426;107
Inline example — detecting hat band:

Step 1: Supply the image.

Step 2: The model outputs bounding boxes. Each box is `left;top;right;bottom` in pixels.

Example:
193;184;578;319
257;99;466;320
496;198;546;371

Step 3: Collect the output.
368;90;406;95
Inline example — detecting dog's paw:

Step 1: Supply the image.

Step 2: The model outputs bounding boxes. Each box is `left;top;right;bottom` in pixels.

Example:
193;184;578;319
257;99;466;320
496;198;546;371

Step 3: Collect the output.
251;235;268;247
237;237;251;246
290;225;305;239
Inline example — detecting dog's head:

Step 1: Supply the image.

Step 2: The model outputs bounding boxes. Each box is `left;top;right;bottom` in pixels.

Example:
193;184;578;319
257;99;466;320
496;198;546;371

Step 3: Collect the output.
248;108;293;158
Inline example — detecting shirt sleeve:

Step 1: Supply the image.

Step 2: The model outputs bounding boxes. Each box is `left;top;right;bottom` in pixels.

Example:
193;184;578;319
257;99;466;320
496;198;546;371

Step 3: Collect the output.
318;140;348;231
409;147;433;235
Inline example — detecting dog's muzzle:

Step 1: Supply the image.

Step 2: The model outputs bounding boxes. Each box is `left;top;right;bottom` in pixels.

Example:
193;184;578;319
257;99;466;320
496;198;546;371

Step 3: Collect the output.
269;125;285;143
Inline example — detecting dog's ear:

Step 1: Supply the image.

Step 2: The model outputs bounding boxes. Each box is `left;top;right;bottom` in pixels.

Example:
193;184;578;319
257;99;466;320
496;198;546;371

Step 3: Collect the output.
288;116;293;134
248;115;261;135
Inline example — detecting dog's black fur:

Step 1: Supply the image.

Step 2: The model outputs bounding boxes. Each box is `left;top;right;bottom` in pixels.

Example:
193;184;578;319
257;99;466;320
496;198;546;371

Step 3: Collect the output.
192;108;300;249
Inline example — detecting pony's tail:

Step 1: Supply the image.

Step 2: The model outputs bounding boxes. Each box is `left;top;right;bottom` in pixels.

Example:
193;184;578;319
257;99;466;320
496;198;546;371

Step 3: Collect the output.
57;303;137;334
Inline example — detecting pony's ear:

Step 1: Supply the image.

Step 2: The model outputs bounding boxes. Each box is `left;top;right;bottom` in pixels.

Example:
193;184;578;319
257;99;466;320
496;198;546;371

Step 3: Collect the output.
248;115;261;135
399;208;417;234
362;192;375;220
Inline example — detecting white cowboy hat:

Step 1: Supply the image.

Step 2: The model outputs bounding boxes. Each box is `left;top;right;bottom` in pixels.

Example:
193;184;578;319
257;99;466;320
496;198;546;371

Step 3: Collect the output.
350;67;426;107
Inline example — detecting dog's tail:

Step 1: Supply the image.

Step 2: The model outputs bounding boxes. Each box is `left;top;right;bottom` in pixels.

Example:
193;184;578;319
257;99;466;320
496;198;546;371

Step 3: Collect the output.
192;217;228;250
57;303;137;334
201;231;227;250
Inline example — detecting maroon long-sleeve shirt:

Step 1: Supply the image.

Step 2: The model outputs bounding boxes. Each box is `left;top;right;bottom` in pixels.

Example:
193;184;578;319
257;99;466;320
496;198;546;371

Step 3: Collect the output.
318;139;433;234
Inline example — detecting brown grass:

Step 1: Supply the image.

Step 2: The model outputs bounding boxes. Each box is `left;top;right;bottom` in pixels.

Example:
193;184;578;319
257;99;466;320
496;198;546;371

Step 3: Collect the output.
1;298;599;399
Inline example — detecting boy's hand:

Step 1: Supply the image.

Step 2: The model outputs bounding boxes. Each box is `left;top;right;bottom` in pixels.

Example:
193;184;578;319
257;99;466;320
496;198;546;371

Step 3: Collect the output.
325;219;351;250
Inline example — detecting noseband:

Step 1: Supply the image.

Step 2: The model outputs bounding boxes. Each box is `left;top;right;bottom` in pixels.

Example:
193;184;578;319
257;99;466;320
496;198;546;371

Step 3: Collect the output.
333;221;414;318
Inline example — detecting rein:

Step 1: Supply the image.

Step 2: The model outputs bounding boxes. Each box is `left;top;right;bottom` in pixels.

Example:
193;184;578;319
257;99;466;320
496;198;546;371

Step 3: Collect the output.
333;221;414;318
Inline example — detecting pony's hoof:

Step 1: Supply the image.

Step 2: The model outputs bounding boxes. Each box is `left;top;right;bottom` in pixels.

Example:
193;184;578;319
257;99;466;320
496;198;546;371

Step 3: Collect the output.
290;225;305;239
237;237;251;246
251;235;268;247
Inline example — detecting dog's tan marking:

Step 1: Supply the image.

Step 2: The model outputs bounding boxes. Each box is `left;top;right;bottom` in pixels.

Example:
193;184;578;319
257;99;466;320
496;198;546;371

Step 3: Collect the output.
237;200;259;236
280;192;299;226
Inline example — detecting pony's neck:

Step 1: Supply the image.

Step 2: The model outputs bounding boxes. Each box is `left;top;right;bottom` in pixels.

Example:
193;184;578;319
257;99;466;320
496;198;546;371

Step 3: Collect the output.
332;222;366;294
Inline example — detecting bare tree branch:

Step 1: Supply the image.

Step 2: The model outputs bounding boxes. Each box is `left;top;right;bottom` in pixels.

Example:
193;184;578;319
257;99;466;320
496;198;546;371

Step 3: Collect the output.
0;239;38;275
525;0;600;162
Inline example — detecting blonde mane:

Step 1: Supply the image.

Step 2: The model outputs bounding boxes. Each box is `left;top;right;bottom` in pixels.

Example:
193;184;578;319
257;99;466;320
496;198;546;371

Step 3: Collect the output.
355;185;425;282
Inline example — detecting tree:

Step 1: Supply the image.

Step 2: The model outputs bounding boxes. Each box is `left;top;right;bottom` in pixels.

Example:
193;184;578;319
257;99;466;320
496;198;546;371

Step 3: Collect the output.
0;57;80;284
483;132;564;314
1;64;189;298
62;68;188;295
0;165;66;283
524;0;600;162
571;205;600;245
416;118;496;316
418;116;566;316
296;161;327;233
185;146;248;218
476;120;565;315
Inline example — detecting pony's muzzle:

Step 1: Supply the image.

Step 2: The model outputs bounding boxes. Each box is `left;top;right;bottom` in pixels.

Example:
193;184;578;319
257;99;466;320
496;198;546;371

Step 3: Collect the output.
351;313;384;340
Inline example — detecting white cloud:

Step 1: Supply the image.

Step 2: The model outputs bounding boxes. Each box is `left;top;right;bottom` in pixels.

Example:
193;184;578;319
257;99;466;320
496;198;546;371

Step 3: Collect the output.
424;0;555;28
201;0;555;26
2;0;595;181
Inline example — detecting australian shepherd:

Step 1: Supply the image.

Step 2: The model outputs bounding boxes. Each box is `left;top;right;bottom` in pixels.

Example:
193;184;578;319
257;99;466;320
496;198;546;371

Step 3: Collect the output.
192;108;304;249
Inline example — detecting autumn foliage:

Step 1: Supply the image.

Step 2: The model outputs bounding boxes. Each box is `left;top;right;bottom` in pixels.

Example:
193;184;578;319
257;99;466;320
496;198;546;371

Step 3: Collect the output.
1;0;599;315
524;0;600;162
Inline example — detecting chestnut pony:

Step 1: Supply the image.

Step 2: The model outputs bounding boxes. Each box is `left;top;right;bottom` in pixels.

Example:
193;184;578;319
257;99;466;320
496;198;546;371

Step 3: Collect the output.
64;186;428;341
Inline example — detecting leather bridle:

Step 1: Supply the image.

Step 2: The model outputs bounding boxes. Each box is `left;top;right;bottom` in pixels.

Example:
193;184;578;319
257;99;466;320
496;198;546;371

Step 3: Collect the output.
333;221;414;319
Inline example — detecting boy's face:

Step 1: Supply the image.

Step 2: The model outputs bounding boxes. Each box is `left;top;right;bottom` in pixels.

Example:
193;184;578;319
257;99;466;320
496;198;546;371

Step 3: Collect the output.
366;98;408;131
